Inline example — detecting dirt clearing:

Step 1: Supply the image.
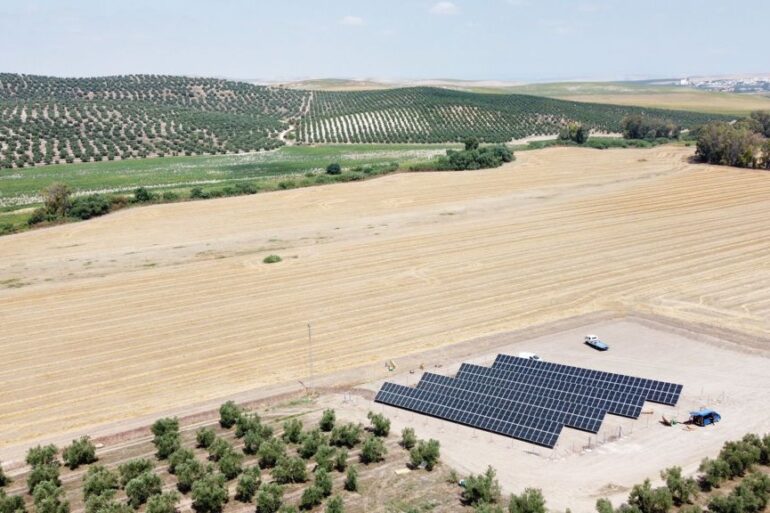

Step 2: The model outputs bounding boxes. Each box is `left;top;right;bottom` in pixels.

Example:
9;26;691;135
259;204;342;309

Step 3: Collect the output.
1;145;769;452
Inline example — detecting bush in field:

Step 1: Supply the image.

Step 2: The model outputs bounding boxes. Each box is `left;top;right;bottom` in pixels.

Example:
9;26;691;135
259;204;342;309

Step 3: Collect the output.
319;410;336;432
558;123;589;144
258;439;287;468
27;464;61;493
168;448;195;475
84;491;119;513
153;433;180;460
133;187;154;203
235;413;263;438
32;480;69;513
118;459;154;487
26;445;59;467
400;428;417;449
256;483;284;513
660;467;697;505
409;439;440;471
508;489;546;513
196;428;216;448
263;255;282;264
69;195;111;220
462;466;501;506
42;183;72;219
708;471;770;513
175;459;207;493
0;489;26;513
243;430;264;455
272;456;308;484
235;466;261;502
299;429;326;459
207;438;233;462
82;465;119;499
218;450;244;480
627;479;673;513
329;423;361;449
125;471;162;508
359;436;386;464
325;163;341;175
366;412;390;437
146;492;180;513
191;473;228;513
219;401;242;428
282;419;303;444
62;436;97;469
699;457;731;490
333;449;348;472
343;466;358;492
299;486;324;510
622;115;680;140
314;468;333;497
325;495;344;513
314;445;336;473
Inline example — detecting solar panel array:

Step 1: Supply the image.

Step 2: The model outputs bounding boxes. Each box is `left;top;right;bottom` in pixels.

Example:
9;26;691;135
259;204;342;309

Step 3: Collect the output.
374;355;683;448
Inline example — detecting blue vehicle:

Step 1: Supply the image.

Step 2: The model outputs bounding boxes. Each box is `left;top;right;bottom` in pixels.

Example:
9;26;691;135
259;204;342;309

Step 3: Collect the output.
584;334;609;351
690;408;721;427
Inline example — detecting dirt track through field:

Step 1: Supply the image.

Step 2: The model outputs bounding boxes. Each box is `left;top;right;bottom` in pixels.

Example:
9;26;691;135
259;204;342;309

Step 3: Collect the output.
1;146;769;448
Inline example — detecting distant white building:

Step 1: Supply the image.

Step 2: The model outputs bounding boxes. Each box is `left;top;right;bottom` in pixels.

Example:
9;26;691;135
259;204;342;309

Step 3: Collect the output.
679;78;691;86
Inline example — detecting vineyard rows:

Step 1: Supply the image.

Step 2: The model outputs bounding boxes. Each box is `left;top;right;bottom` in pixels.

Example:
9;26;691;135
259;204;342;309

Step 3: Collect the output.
0;74;728;168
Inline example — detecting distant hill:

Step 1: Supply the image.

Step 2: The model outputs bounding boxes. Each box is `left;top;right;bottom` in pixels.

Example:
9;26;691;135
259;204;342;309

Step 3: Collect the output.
0;73;728;168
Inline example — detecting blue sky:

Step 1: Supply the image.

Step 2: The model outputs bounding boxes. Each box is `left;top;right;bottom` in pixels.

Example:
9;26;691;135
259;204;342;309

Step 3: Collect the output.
1;0;768;81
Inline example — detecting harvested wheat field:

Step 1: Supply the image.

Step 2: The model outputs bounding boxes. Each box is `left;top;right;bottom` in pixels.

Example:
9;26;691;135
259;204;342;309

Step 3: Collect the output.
2;145;770;450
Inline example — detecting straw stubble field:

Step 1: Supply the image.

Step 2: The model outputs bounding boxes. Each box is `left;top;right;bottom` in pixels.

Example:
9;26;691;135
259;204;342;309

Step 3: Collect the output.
1;145;769;449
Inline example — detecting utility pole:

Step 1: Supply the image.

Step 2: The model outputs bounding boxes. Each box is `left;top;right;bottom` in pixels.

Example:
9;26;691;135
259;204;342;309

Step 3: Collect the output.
307;322;314;390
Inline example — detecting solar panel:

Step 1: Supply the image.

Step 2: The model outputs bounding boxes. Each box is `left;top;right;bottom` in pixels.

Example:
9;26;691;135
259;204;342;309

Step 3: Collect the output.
373;355;684;449
417;372;605;432
456;363;645;418
492;355;683;405
374;381;562;448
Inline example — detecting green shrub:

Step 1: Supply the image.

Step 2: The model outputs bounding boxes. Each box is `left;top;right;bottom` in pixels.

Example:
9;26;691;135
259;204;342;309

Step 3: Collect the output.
26;445;59;467
359;436;386;464
174;459;206;493
325;495;344;513
299;429;326;459
300;486;324;510
153;432;180;460
462;466;501;506
409;439;440;471
508;489;546;513
258;438;287;468
125;471;162;509
326;163;342;175
314;445;335;473
660;467;696;505
272;456;307;484
27;464;60;493
69;195;111;220
367;412;390;437
191;473;228;513
627;479;673;513
133;187;154;203
0;464;9;488
32;480;69;513
343;466;358;492
0;223;15;236
699;457;730;490
0;489;26;513
263;255;282;264
329;423;361;449
400;428;417;449
243;430;264;455
84;490;119;513
256;483;284;513
333;449;348;472
282;419;303;444
235;413;263;438
82;465;119;499
161;191;179;201
146;492;180;513
118;459;154;487
218;450;244;480
235;466;261;502
315;468;333;497
318;409;337;432
196;428;216;449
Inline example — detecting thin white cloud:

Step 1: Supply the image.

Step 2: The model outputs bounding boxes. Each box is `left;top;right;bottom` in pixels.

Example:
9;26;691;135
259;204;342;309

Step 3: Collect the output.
430;2;459;15
339;15;364;26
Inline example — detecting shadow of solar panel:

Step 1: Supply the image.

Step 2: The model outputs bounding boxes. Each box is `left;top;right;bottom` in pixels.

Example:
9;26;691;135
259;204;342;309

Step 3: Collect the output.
374;382;561;448
417;372;605;433
492;355;682;405
457;363;645;418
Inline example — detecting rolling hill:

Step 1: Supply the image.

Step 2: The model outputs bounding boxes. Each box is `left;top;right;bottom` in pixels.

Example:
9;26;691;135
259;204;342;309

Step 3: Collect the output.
0;73;729;168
